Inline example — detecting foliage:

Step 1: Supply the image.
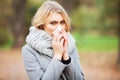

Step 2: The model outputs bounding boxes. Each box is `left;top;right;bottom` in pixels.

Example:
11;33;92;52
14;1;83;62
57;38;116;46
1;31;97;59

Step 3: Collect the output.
71;5;101;31
25;0;45;28
70;0;119;35
0;27;13;48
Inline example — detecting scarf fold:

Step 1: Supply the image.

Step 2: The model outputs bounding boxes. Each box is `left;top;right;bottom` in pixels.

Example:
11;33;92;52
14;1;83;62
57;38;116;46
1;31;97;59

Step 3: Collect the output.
26;26;75;57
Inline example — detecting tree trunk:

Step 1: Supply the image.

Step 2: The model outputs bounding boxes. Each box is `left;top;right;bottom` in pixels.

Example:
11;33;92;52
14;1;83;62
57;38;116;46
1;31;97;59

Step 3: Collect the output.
117;0;120;65
11;0;27;48
57;0;80;13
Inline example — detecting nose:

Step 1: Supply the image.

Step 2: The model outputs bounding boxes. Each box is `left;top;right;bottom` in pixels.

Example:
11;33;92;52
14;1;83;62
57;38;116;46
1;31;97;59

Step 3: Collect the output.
57;26;62;31
57;23;62;27
57;24;64;29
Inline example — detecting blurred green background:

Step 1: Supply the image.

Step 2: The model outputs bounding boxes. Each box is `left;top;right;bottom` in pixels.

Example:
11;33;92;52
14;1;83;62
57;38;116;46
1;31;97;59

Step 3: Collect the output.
0;0;119;80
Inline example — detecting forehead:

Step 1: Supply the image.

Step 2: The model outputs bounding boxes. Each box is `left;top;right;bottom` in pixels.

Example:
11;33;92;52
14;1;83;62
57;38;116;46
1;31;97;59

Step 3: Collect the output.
47;12;64;22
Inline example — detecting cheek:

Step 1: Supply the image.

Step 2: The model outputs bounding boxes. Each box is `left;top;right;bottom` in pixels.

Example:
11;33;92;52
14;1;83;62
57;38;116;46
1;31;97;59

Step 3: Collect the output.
45;25;56;35
49;26;56;32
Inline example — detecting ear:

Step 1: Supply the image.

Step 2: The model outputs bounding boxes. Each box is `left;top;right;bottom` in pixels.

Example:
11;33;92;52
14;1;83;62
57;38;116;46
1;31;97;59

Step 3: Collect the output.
38;25;44;30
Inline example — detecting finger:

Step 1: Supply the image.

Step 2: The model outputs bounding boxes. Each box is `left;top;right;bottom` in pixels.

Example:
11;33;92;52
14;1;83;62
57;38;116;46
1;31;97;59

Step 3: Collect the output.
56;34;62;43
53;33;60;45
61;31;68;44
63;38;67;47
60;38;64;47
61;30;68;51
61;30;67;38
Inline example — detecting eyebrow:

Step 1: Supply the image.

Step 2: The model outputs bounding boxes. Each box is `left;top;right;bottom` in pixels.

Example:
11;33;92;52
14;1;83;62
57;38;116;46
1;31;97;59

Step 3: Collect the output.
49;19;64;23
60;20;65;22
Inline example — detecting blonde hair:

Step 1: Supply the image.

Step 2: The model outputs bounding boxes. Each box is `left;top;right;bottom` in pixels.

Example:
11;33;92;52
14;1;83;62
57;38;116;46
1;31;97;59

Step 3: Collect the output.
32;1;71;32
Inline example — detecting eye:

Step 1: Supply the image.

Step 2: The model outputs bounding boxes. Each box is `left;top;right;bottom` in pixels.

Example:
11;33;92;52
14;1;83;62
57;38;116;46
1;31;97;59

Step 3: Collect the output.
60;20;65;25
50;21;57;25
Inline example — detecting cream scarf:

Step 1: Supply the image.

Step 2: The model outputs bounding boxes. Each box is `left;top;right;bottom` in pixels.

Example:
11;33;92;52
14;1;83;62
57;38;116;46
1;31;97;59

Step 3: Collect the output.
26;26;75;57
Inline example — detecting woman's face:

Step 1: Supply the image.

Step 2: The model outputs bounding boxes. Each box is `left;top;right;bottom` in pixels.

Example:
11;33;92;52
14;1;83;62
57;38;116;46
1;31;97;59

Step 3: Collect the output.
44;12;66;36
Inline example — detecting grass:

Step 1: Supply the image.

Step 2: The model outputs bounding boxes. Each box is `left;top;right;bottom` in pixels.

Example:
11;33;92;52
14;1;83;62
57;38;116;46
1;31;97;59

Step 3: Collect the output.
71;32;118;52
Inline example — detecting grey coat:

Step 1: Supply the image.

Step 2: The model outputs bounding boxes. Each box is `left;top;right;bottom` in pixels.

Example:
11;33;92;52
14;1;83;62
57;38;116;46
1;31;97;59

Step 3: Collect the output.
22;44;84;80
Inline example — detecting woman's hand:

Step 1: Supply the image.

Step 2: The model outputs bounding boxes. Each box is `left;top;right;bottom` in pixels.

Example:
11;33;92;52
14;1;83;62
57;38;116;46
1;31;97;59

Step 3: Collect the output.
61;30;69;60
52;27;69;61
52;31;64;61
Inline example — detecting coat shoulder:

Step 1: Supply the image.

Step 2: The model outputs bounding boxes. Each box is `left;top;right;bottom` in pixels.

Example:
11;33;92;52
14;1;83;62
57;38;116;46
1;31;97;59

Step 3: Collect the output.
22;44;37;55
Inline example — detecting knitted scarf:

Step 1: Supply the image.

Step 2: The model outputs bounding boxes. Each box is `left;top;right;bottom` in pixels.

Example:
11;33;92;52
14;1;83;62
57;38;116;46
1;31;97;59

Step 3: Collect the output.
26;26;75;57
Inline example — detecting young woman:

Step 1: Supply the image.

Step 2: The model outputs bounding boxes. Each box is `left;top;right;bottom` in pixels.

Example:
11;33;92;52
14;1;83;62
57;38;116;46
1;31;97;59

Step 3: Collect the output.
22;1;84;80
